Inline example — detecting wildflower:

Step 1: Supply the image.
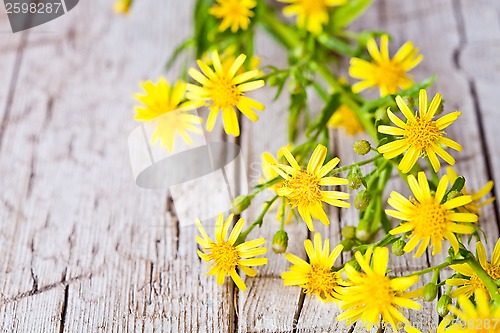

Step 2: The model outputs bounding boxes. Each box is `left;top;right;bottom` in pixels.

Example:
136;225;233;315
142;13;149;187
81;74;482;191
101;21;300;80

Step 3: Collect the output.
337;247;422;332
281;233;344;301
438;290;500;332
447;167;495;216
327;105;364;136
186;50;265;136
272;144;350;231
279;0;347;35
209;0;256;33
134;78;203;152
350;35;423;96
196;213;268;291
378;89;462;173
388;172;478;257
447;239;500;300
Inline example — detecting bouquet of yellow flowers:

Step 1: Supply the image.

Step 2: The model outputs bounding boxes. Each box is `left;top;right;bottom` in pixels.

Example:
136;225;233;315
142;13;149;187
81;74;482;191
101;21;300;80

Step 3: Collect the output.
120;0;498;331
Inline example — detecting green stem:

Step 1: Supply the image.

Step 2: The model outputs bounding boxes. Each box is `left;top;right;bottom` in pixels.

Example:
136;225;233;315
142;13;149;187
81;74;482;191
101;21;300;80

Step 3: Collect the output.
410;260;466;277
260;10;300;49
235;195;279;245
465;255;500;304
330;154;382;176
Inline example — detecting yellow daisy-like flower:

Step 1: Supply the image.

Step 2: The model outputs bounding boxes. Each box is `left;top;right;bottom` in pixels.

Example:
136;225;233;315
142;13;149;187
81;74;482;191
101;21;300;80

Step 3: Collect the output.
113;0;131;14
388;172;479;257
438;290;500;333
272;144;350;231
261;148;294;224
209;0;256;33
337;247;422;332
279;0;348;35
196;213;268;291
186;50;265;136
134;78;203;152
327;104;364;136
281;233;344;302
350;34;423;96
447;167;495;216
378;89;463;173
447;239;500;300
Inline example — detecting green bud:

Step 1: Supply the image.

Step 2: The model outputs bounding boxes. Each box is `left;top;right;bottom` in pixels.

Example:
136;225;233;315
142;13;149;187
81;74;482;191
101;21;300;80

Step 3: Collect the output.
267;75;279;87
392;239;406;256
347;172;363;190
272;230;289;254
341;226;356;240
446;190;461;201
437;295;452;317
423;283;439;302
340;239;353;251
401;96;414;108
355;227;370;242
354;190;371;211
230;195;252;215
353;140;371;155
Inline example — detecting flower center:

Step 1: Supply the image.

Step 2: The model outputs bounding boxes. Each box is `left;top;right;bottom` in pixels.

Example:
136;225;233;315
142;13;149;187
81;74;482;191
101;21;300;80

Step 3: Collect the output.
358;274;394;313
404;116;441;152
410;199;449;238
305;264;338;298
208;241;240;272
226;0;251;17
375;61;405;92
207;75;241;109
283;169;322;207
469;262;500;295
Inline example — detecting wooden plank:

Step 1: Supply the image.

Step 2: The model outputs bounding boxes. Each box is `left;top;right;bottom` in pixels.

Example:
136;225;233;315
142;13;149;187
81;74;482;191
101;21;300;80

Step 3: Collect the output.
0;0;235;332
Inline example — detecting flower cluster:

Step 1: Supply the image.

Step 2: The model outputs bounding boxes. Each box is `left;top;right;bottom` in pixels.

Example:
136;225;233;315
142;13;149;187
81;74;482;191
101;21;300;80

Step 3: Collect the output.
123;0;498;332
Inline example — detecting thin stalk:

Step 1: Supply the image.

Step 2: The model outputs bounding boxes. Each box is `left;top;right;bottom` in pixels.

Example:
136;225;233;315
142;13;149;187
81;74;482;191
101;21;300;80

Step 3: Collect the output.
235;195;279;245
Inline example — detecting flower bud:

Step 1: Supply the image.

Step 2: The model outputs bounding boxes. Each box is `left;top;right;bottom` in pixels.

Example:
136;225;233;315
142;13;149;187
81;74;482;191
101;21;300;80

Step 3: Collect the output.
423;283;439;302
353;140;371;155
347;172;363;190
341;226;356;240
272;230;289;254
401;96;414;108
437;295;452;317
230;195;252;215
392;239;406;256
355;227;370;242
354;190;371;211
340;239;353;251
446;190;461;201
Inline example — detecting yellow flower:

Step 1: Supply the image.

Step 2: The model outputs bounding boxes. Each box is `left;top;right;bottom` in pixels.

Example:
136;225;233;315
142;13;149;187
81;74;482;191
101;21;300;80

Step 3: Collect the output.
447;167;495;216
327;104;364;136
438;289;500;333
388;172;478;257
272;144;350;231
350;34;423;96
196;213;268;291
281;233;344;302
378;89;462;173
113;0;132;14
280;0;348;35
186;50;265;136
209;0;256;33
447;240;500;300
261;148;294;224
337;247;422;332
134;78;203;152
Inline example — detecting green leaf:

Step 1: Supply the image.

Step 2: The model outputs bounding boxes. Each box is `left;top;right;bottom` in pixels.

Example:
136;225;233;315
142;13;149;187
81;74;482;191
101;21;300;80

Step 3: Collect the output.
165;38;195;70
331;0;374;30
306;93;341;138
317;34;356;56
450;176;466;193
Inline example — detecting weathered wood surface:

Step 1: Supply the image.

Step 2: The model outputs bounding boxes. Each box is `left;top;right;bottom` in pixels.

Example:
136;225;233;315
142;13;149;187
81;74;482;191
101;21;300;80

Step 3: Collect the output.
0;0;499;332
